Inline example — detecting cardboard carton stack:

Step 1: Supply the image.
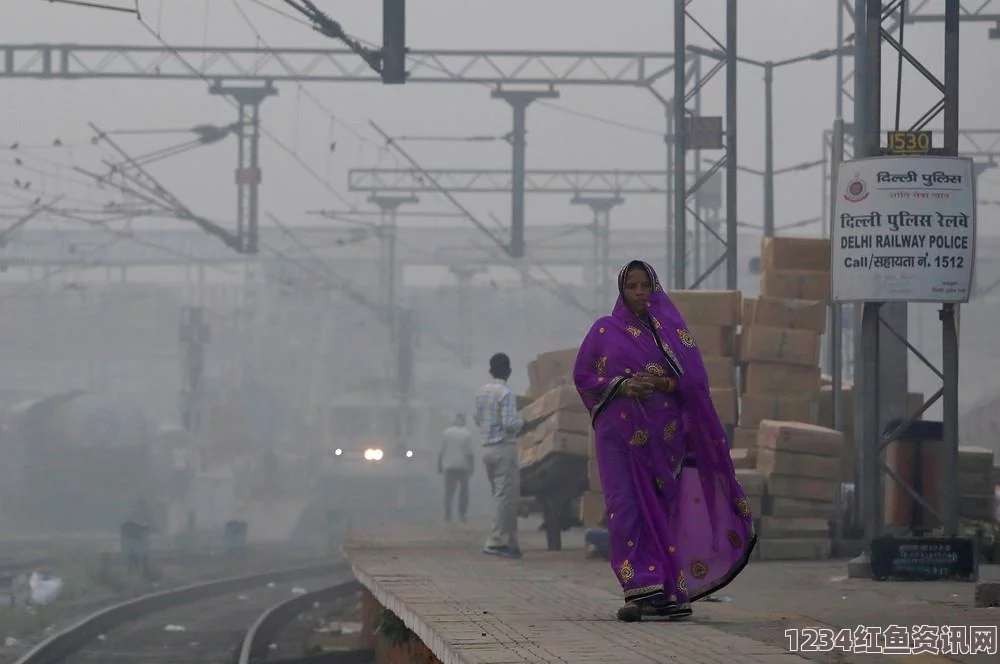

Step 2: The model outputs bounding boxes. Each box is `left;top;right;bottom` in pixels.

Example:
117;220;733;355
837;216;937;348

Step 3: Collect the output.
668;290;742;431
758;235;832;302
735;237;831;451
958;446;996;522
526;348;579;397
580;435;606;528
516;348;591;469
752;419;842;560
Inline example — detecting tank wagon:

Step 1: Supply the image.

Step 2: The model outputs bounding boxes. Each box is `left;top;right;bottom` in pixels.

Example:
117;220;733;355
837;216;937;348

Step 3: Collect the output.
0;390;157;531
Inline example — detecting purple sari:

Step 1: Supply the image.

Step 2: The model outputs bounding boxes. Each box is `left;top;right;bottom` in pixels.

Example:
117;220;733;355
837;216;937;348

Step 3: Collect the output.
573;261;756;604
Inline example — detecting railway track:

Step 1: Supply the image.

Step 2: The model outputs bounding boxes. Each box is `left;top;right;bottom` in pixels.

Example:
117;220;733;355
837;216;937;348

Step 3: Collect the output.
236;578;366;664
10;560;359;664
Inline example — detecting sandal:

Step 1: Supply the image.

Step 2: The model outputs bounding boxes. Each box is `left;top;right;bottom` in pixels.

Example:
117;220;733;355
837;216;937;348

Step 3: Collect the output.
616;594;681;622
664;602;692;621
616;601;643;622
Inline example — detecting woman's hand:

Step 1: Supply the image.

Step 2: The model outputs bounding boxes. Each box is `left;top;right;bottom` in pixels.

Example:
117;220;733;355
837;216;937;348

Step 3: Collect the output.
621;376;654;399
635;372;678;393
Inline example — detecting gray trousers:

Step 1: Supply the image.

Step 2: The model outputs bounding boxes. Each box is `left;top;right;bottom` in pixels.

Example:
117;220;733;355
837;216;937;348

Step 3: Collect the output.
482;442;520;549
443;468;470;521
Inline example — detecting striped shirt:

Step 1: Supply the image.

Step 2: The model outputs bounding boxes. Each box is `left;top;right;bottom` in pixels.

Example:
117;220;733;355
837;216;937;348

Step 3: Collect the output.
473;379;523;446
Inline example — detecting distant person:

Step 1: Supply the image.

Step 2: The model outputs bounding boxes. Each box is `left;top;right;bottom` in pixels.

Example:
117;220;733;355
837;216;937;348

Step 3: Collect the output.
474;352;524;559
573;260;756;622
438;414;474;523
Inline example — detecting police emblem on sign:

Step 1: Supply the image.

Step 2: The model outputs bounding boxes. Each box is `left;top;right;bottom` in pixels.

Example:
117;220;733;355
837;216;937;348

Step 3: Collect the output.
843;174;869;203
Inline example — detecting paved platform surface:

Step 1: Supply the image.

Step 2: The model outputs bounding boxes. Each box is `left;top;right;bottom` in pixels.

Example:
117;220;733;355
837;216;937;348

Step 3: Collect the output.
345;521;999;664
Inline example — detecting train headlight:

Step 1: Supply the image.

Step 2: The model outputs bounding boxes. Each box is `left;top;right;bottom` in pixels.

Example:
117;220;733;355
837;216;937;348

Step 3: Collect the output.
405;450;414;458
363;447;384;462
334;448;343;456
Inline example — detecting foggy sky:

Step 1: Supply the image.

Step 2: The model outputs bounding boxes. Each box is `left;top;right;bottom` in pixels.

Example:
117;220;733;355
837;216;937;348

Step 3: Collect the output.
2;0;998;245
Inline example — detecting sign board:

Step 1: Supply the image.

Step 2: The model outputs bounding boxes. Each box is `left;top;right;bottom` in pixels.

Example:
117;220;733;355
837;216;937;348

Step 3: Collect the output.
870;536;977;582
831;155;976;303
684;116;724;151
886;130;933;155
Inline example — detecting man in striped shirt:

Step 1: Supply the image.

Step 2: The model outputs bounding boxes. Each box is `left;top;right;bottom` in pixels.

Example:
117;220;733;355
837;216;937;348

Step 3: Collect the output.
474;352;524;559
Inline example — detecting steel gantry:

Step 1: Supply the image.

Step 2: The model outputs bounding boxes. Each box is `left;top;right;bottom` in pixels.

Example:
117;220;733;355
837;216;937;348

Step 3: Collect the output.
0;44;673;85
347;166;718;305
348;168;674;195
1;42;675;259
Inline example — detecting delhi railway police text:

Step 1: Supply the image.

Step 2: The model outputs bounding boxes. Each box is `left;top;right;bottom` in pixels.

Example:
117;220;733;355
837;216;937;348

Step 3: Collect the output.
839;210;969;269
830;155;975;304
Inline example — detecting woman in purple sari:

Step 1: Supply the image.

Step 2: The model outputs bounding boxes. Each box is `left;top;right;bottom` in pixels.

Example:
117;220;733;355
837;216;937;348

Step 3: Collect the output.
573;260;756;622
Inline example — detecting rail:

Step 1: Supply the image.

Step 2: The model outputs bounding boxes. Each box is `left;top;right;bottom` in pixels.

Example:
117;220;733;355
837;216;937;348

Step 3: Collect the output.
14;560;349;664
236;578;369;664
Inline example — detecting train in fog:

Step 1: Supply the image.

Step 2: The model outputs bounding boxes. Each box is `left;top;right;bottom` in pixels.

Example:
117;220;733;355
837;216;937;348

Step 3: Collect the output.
0;390;158;531
313;389;450;525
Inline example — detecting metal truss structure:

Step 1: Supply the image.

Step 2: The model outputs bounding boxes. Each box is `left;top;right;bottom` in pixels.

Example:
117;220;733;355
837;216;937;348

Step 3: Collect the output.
348;168;673;195
347;166;715;306
832;1;998;125
2;42;676;263
838;1;966;572
671;0;738;291
0;44;674;85
827;0;998;279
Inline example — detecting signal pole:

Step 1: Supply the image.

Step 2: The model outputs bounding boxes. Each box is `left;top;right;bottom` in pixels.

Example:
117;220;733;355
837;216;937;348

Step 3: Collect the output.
571;194;625;310
208;81;278;253
179;306;209;470
394;307;418;454
368;193;419;344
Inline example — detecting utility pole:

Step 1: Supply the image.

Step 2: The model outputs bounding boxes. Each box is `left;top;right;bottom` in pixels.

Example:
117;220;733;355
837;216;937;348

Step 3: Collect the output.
571;194;624;310
208;81;278;254
491;87;560;258
179;306;210;471
367;193;419;345
394;307;418;454
448;264;486;367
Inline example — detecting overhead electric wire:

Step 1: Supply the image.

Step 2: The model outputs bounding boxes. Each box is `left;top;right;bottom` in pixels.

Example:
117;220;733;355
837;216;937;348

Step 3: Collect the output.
265;211;467;360
369;121;593;316
229;0;381;149
238;2;665;142
45;0;138;15
136;18;355;209
0;195;66;243
0;237;124;303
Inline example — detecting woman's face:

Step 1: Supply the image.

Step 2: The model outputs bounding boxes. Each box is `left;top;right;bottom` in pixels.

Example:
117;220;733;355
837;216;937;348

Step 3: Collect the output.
622;266;651;314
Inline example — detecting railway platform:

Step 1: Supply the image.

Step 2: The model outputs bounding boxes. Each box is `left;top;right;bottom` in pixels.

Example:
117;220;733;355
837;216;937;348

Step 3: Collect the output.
345;521;999;664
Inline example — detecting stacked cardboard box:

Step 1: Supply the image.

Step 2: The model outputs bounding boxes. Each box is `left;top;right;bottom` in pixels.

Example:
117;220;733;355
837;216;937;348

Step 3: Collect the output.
517;347;589;468
526;348;578;397
749;420;842;560
758;235;832;301
580;435;606;528
958;446;996;522
515;384;590;468
735;237;831;448
669;290;742;429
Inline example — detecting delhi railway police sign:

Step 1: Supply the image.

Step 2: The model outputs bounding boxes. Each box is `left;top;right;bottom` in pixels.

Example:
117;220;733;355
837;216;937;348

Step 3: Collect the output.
831;155;976;303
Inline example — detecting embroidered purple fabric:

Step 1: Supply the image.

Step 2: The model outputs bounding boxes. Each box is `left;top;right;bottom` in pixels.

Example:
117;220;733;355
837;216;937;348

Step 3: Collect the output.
572;260;756;603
